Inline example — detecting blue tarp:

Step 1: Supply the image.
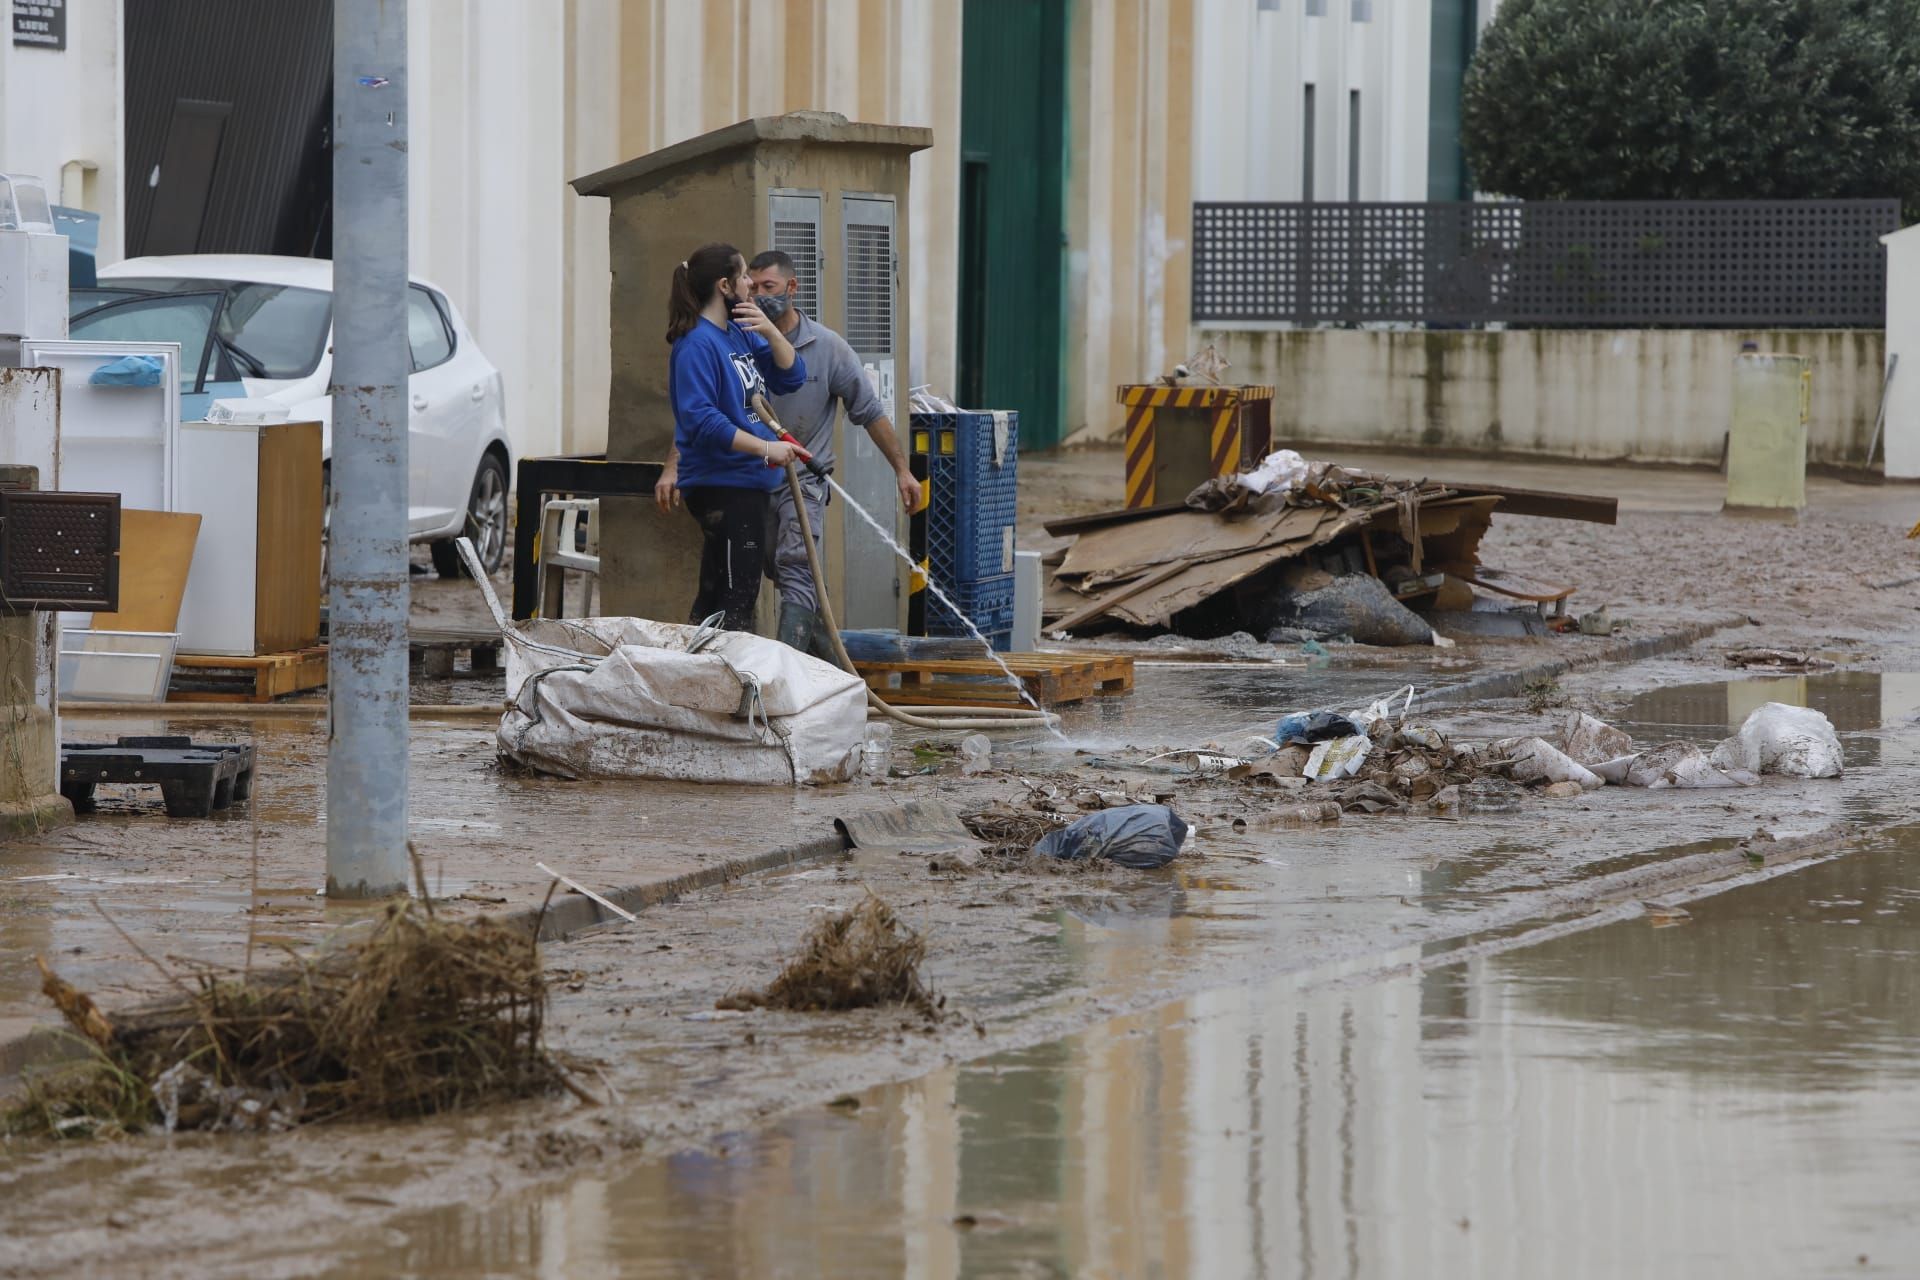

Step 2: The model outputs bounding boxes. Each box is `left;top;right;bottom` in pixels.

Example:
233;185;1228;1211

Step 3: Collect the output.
89;355;166;387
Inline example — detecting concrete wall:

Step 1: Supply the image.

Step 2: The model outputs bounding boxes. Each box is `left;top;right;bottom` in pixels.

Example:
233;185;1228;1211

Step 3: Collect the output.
1064;0;1436;443
0;3;124;261
1191;0;1431;205
1066;0;1196;447
596;0;962;456
1201;327;1886;467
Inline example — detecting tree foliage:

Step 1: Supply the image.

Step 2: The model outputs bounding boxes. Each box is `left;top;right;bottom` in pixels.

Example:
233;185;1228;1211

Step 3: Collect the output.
1462;0;1920;209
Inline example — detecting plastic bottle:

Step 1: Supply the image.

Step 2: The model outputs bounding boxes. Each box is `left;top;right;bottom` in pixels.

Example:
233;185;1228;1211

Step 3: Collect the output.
959;733;991;775
861;722;893;779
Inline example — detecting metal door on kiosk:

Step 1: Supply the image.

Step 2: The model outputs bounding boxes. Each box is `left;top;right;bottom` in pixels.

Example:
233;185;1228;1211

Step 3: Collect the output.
839;194;899;629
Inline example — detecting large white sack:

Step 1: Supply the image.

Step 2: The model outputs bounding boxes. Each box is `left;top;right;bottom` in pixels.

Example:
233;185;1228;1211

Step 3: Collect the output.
1501;737;1604;791
498;616;868;785
1709;702;1843;779
1619;741;1756;789
1561;711;1632;766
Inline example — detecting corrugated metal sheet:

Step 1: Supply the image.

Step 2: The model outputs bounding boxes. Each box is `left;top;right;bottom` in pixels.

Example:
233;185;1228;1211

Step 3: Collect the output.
124;0;334;258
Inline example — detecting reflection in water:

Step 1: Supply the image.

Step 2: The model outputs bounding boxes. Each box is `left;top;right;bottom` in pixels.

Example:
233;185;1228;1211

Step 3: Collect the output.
1617;670;1920;772
318;827;1920;1279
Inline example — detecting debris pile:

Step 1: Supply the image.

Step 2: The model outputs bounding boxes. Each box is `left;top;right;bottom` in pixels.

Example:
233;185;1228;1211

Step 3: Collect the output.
1131;696;1844;823
1042;449;1617;645
717;894;940;1017
11;902;562;1139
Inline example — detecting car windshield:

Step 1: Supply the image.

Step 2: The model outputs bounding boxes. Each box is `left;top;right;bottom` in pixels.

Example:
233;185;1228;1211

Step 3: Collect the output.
69;287;150;316
91;277;333;379
68;291;225;392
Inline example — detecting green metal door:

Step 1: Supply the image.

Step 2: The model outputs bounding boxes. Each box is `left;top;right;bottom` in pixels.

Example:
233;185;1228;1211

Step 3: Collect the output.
958;0;1068;448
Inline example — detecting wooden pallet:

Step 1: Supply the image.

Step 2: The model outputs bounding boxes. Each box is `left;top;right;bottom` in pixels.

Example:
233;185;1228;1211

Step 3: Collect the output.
409;627;504;678
169;646;329;704
853;652;1134;708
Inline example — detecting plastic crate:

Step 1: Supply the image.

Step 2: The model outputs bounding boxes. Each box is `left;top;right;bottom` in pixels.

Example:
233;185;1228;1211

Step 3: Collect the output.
924;571;1015;652
913;411;1018;586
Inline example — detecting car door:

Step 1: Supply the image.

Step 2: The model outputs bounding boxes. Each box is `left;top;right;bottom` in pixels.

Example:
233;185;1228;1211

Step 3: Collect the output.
404;284;467;535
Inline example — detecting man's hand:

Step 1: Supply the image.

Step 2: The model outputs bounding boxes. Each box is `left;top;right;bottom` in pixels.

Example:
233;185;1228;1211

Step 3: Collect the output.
896;468;923;514
654;461;680;513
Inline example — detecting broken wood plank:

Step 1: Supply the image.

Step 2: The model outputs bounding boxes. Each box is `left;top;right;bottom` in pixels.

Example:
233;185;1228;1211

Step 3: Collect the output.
1434;482;1618;525
1049;562;1188;632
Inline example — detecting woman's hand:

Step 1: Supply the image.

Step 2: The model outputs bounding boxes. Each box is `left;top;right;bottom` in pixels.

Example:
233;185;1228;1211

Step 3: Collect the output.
757;438;807;469
733;299;780;340
654;458;680;512
736;300;797;368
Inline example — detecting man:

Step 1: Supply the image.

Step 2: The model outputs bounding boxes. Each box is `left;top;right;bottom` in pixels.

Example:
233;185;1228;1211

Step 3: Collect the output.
656;249;922;660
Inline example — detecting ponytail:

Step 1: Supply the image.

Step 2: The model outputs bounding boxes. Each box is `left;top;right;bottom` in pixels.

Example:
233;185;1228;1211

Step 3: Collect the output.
666;242;743;343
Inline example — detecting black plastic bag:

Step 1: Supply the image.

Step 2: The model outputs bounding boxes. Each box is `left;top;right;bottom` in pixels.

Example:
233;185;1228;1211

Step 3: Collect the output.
1033;804;1190;870
1274;710;1361;744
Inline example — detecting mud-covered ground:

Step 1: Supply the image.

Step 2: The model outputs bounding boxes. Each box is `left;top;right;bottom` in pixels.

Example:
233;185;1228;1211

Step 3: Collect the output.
3;658;1907;1277
5;450;1919;1276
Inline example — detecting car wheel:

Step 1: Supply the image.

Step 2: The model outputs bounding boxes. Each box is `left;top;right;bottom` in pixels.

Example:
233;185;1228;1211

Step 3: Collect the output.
432;453;508;578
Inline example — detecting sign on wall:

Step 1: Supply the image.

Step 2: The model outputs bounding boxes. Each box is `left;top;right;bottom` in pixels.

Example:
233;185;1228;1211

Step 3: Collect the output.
12;0;65;50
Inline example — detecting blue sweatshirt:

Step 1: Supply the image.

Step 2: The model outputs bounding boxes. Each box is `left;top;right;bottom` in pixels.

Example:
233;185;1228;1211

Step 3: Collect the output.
669;317;807;491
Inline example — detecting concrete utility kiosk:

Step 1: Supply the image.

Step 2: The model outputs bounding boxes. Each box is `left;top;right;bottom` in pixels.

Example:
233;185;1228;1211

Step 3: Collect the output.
572;111;932;631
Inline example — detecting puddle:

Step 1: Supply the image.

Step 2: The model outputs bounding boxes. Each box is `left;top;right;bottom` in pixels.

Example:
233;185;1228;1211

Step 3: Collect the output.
291;826;1920;1279
1617;670;1917;770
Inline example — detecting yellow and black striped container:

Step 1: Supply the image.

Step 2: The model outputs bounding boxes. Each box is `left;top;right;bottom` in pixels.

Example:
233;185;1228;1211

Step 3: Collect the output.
1116;384;1274;509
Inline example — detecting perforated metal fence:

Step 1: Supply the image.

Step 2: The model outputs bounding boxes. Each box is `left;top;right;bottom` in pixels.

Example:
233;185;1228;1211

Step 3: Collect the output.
1191;200;1900;328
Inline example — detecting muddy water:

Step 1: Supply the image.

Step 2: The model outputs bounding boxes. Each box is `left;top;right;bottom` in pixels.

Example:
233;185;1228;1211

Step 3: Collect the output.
297;824;1920;1280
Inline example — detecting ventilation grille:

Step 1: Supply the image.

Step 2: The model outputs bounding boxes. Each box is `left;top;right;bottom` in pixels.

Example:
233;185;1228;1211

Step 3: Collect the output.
772;219;820;317
844;223;893;356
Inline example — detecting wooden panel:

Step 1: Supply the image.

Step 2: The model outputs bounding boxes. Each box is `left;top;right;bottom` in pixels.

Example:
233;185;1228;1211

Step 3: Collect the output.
253;421;323;654
90;509;201;632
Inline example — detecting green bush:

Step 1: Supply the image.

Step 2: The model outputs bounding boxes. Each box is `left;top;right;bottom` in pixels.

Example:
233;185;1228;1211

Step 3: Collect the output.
1462;0;1920;213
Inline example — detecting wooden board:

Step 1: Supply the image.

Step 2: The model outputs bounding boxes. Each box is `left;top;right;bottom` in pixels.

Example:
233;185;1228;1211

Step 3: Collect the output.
90;509;201;632
254;421;324;653
170;646;328;703
854;653;1134;707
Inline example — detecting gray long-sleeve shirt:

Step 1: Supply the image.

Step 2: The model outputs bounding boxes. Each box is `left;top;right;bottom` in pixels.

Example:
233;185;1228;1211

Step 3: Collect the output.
766;309;887;474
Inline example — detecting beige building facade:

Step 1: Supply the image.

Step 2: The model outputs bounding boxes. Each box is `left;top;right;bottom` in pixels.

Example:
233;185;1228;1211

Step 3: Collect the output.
0;1;1451;463
426;0;1213;458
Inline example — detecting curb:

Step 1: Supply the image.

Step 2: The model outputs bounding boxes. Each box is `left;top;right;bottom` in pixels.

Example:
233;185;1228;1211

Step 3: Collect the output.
1421;614;1748;708
512;832;851;941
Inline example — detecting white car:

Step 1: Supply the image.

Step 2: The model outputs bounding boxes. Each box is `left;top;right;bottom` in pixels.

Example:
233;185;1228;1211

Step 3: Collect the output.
71;254;512;577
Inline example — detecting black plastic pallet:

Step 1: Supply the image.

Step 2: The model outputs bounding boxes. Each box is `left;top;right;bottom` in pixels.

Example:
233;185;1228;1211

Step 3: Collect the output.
61;736;256;819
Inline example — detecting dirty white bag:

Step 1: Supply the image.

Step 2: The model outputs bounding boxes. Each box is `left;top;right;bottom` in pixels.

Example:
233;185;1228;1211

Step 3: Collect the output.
1237;448;1310;498
1350;685;1416;731
1561;711;1632;766
1709;702;1843;779
1501;737;1603;791
1620;741;1756;789
497;616;868;785
1304;734;1371;781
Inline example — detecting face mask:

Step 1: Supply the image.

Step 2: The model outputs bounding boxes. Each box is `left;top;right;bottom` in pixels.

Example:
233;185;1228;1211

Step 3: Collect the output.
756;293;791;321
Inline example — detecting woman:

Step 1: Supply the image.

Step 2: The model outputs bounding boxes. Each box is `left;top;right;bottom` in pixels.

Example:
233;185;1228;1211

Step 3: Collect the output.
661;242;807;631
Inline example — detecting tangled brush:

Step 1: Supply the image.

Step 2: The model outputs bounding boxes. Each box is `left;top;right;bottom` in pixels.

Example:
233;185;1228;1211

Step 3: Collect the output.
10;901;568;1138
718;893;940;1017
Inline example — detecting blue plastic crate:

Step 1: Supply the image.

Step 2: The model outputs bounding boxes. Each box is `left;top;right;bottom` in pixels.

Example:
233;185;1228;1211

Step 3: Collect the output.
913;411;1018;586
924;572;1015;652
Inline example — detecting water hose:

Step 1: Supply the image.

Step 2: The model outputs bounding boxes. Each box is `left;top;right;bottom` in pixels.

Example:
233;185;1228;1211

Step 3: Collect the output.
782;461;1056;732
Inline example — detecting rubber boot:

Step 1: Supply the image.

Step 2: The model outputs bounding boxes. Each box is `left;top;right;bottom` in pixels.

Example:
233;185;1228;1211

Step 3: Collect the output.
776;601;816;654
808;611;851;671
